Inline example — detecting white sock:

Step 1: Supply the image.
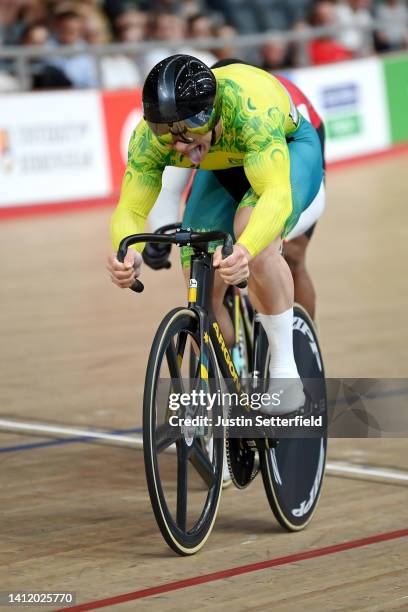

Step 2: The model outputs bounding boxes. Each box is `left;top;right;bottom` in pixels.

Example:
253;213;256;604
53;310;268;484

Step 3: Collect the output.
258;308;304;415
258;308;299;379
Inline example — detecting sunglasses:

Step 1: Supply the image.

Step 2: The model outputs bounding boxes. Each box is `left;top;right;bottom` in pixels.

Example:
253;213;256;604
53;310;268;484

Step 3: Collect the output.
145;104;220;144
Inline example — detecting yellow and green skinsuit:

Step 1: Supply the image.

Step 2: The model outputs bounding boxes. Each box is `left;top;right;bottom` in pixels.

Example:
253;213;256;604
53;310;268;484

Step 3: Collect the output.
111;63;312;257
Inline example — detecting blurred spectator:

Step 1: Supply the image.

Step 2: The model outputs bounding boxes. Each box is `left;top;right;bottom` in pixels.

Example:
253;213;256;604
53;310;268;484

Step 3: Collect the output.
77;0;103;16
179;0;207;19
307;1;353;65
375;0;408;52
206;0;236;27
32;65;73;89
150;10;186;41
212;24;241;61
188;13;212;38
84;12;111;44
0;1;22;90
19;19;72;89
21;21;49;46
46;9;98;87
334;0;374;56
19;0;47;24
140;11;215;77
187;14;217;64
103;0;141;25
0;0;46;44
85;10;142;88
114;9;147;43
261;39;290;71
0;0;23;44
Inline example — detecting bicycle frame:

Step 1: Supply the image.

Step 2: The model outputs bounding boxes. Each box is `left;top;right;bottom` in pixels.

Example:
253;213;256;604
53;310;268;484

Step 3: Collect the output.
231;287;254;375
188;250;247;395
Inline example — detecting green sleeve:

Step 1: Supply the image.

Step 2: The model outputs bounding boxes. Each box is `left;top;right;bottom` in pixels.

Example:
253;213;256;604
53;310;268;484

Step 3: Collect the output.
237;108;292;257
110;120;166;252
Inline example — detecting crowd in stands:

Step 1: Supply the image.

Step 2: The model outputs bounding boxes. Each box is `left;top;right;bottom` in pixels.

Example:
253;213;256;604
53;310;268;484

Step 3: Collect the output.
0;0;407;91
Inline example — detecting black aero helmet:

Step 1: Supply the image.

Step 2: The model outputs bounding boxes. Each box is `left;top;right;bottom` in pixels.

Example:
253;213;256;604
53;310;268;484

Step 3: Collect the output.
143;54;220;136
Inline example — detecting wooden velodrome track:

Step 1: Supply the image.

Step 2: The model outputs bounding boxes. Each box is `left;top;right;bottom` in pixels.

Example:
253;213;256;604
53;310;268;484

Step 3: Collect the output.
1;152;408;611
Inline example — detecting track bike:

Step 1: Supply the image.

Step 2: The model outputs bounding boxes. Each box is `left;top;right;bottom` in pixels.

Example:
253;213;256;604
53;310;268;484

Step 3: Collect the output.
118;226;327;555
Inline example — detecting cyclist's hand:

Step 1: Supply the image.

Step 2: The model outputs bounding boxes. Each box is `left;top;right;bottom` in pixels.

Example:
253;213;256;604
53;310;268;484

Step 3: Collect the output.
213;244;250;285
107;249;142;289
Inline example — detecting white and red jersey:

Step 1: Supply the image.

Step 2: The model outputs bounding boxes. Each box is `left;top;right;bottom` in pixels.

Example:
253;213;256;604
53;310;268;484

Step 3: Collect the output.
276;74;322;130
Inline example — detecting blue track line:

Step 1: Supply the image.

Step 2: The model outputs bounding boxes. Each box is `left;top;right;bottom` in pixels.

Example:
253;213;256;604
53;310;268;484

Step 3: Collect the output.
1;386;407;455
0;427;143;454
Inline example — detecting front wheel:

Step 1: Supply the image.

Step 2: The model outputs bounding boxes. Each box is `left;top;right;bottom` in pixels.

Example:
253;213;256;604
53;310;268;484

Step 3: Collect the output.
143;307;224;555
259;304;327;531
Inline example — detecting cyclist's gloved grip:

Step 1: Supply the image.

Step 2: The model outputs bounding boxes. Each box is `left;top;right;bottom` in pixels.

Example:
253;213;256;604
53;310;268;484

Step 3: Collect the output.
221;243;247;289
142;242;172;270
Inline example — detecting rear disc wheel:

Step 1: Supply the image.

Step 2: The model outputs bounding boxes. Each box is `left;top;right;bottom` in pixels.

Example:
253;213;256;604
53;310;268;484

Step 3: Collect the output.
259;304;327;531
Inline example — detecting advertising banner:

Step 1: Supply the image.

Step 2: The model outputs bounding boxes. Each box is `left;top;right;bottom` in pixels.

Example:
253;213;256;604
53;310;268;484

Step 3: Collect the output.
101;89;142;193
0;90;110;207
383;52;408;145
1;53;407;214
292;58;391;162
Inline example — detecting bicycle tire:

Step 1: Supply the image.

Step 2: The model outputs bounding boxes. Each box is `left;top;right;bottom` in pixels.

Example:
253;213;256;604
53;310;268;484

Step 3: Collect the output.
259;304;327;531
143;307;224;555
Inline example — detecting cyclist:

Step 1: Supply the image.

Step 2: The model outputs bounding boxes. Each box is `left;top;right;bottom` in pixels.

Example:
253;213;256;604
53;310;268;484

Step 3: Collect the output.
145;59;325;320
108;54;324;414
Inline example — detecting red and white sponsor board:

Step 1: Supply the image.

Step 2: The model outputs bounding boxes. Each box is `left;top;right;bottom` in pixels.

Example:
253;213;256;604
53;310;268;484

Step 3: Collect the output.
101;89;142;193
0;90;111;207
0;54;406;213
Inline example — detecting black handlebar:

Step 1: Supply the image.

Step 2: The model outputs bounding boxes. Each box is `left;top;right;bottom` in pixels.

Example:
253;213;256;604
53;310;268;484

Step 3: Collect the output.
117;228;247;293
